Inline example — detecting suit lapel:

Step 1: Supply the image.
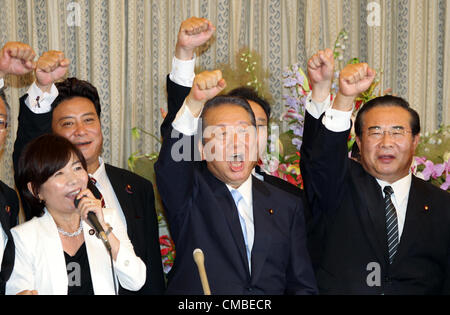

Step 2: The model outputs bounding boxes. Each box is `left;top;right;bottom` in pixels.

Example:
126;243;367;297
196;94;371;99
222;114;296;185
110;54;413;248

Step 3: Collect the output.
201;166;250;276
0;188;14;288
391;177;423;266
104;164;137;240
250;178;272;285
350;163;389;265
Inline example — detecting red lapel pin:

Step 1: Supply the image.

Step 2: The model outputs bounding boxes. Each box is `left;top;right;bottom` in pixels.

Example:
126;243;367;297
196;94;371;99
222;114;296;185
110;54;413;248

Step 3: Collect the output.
126;184;133;194
5;205;10;215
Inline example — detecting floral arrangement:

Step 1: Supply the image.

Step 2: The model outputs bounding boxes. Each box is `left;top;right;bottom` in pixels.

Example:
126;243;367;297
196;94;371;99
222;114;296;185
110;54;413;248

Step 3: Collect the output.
412;125;450;191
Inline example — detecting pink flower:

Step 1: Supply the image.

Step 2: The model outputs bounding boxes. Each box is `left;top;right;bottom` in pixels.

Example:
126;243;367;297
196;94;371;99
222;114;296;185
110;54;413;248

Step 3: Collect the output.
422;160;445;181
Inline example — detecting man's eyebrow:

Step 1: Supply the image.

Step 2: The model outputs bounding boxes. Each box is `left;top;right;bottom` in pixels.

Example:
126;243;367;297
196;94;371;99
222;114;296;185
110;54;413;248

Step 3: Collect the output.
57;112;97;122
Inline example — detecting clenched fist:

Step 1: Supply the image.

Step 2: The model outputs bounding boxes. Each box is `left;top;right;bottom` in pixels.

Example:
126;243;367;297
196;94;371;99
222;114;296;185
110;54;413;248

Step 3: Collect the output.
35;50;70;92
307;48;334;102
185;70;226;117
0;42;36;78
334;63;376;111
175;17;215;60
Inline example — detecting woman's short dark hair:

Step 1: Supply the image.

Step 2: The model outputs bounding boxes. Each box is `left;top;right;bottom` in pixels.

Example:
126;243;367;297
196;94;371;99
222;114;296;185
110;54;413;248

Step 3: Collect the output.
354;95;421;137
53;77;102;117
227;87;271;121
16;134;88;217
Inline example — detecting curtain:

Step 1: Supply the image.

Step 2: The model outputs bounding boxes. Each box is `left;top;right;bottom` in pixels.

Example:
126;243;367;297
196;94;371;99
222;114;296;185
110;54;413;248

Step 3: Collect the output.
0;0;449;187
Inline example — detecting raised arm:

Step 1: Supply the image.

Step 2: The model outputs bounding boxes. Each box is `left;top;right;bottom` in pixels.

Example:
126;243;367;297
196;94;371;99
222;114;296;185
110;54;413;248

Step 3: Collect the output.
155;70;225;239
162;17;216;137
301;50;376;216
12;50;69;174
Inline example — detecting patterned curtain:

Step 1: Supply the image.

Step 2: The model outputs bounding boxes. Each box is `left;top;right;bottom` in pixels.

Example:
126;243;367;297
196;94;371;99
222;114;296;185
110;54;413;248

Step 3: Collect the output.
0;0;449;187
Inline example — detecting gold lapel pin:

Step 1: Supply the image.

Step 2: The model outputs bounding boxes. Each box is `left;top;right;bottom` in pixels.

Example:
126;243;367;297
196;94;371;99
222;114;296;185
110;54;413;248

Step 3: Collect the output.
424;205;430;211
268;209;274;215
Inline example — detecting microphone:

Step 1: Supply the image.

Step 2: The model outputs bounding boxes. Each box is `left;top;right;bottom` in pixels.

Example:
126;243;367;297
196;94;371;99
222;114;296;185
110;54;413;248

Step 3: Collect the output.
193;248;211;295
74;197;111;252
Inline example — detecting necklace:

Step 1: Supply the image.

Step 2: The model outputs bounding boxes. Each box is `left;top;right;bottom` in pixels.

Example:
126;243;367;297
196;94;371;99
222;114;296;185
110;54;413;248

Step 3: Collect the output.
57;219;83;237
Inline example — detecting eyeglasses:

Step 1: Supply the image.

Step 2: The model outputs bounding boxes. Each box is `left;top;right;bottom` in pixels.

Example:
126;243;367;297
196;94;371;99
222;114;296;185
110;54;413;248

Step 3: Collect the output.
365;127;413;140
0;119;7;132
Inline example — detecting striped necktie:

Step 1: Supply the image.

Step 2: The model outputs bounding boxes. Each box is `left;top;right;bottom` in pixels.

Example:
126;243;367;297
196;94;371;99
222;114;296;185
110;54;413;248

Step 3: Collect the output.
384;186;399;264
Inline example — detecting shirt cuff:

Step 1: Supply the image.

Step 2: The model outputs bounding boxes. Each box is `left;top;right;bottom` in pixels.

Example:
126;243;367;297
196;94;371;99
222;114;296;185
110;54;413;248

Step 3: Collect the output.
24;82;59;114
169;55;196;88
305;92;332;119
172;100;202;136
0;78;4;90
321;107;353;132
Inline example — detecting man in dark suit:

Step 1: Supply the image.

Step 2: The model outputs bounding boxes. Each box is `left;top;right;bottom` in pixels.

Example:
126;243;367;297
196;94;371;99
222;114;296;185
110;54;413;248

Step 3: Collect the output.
0;41;29;294
301;49;450;294
11;51;165;295
165;17;307;204
155;69;317;295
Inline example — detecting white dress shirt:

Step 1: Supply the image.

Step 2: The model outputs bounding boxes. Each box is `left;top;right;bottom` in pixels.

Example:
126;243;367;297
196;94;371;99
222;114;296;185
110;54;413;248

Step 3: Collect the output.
376;174;411;240
0;225;6;269
226;176;255;272
24;82;59;114
0;78;6;268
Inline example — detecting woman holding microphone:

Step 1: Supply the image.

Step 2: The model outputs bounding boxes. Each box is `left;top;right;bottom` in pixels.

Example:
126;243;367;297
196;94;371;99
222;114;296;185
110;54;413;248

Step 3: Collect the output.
7;134;146;295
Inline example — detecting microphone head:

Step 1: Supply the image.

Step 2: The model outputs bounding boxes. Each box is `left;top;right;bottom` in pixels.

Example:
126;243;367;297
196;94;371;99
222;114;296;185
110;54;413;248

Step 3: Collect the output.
193;248;204;264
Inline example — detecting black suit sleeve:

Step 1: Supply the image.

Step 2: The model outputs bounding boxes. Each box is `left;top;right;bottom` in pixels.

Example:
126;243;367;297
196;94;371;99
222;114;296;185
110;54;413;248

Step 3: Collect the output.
154;126;196;242
12;94;52;221
299;111;350;217
160;75;191;139
13;94;52;175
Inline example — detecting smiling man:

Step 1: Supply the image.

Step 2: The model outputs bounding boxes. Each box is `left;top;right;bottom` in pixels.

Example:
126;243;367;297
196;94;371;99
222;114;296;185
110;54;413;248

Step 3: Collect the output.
155;70;317;295
301;49;450;294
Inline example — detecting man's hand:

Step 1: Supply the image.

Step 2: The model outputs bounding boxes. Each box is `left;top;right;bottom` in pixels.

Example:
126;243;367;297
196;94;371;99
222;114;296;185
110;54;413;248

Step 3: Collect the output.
307;48;334;102
333;63;376;111
35;50;70;93
0;42;36;79
185;70;226;117
175;17;215;61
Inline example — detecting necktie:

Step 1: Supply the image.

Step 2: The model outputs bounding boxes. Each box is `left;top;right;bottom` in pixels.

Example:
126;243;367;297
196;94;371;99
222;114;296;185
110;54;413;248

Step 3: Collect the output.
384;186;399;264
88;177;105;208
230;189;254;273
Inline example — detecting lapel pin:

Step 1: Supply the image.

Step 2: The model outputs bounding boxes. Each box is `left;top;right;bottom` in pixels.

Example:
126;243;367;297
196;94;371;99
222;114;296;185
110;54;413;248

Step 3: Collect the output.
5;205;10;214
268;209;274;215
424;205;430;212
125;184;133;194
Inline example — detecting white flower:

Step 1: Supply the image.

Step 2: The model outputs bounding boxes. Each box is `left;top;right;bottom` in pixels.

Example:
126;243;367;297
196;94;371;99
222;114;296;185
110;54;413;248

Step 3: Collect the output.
444;151;450;162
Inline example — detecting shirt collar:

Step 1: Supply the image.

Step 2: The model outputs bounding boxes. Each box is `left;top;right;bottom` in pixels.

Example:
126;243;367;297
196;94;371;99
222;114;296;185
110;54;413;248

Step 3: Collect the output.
376;172;412;204
226;175;253;207
89;157;107;186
